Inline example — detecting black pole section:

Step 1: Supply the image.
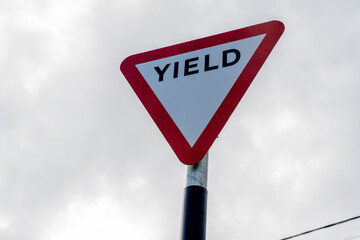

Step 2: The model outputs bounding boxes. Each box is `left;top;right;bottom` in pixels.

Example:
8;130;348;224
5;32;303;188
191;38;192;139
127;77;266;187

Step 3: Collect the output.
181;185;208;240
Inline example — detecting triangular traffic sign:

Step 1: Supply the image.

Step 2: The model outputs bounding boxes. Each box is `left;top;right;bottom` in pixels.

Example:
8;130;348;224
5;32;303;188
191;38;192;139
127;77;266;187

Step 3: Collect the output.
120;20;284;165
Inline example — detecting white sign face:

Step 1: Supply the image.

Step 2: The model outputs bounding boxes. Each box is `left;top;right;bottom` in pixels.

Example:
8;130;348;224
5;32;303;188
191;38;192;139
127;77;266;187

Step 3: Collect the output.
136;34;265;146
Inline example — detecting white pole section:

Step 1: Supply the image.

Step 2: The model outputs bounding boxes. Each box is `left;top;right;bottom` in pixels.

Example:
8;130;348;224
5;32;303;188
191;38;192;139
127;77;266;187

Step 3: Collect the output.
186;152;209;188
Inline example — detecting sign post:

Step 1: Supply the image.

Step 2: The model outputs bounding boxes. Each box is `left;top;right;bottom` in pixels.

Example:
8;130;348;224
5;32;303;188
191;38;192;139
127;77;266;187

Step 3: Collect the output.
181;152;209;240
120;20;284;239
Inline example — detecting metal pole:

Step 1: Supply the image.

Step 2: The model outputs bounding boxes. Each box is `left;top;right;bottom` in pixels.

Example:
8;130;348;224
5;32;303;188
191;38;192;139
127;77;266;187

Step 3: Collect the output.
181;152;208;240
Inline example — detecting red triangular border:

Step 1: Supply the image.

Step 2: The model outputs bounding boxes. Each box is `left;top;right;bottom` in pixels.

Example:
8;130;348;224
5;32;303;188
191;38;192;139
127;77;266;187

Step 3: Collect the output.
120;20;285;165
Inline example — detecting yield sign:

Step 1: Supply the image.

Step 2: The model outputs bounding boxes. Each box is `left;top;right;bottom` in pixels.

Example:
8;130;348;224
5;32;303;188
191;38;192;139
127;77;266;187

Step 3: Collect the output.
120;20;284;165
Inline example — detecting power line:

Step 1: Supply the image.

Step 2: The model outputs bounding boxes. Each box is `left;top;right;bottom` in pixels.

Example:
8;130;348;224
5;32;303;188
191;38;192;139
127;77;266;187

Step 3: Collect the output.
279;215;360;240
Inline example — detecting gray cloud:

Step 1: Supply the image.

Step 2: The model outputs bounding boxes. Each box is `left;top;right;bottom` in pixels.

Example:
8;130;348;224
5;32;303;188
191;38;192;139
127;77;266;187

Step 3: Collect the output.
0;0;359;240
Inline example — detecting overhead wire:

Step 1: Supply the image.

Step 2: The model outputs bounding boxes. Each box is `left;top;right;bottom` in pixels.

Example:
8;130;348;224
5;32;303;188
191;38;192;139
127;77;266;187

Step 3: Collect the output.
279;215;360;240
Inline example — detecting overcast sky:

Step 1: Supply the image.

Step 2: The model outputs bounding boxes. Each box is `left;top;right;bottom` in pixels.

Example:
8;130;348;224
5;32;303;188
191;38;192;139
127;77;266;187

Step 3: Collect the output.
1;0;360;240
